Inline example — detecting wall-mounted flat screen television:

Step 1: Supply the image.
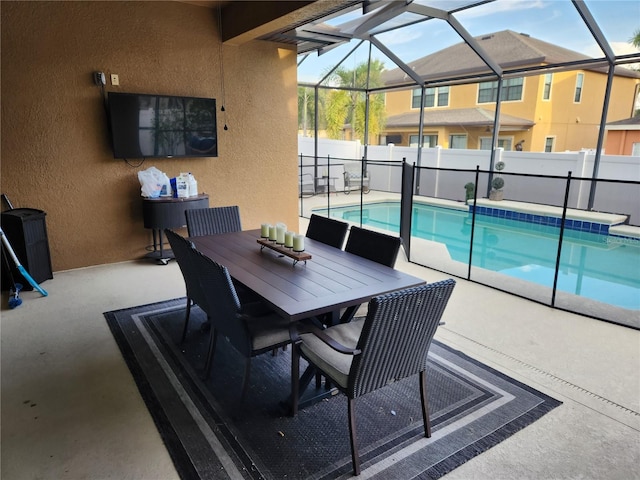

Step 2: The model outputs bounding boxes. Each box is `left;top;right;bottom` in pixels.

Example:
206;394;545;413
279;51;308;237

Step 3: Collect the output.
108;92;217;159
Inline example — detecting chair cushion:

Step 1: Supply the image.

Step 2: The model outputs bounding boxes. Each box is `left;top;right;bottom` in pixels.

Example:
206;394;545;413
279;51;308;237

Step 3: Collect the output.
299;319;364;389
245;313;291;352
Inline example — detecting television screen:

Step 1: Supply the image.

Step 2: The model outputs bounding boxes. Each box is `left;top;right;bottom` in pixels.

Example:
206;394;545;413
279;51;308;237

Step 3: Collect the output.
108;92;217;159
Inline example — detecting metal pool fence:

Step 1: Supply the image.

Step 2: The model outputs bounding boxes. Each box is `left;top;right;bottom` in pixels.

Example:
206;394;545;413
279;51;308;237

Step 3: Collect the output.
298;154;639;329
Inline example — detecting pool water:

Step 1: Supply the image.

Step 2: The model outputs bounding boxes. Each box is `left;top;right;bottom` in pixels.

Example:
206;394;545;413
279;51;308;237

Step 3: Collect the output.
321;202;640;310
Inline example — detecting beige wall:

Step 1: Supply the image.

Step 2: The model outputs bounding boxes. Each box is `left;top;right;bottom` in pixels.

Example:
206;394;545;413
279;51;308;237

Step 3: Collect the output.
1;1;299;272
605;129;640;155
383;70;639;151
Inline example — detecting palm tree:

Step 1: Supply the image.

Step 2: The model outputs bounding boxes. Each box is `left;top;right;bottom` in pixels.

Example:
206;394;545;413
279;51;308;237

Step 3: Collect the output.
298;86;327;136
324;59;386;143
631;28;640;48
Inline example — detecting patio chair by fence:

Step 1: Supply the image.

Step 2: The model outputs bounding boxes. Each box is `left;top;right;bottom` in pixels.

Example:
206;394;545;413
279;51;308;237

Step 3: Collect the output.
299;173;315;197
185;206;242;237
343;163;370;195
306;214;349;249
290;279;456;475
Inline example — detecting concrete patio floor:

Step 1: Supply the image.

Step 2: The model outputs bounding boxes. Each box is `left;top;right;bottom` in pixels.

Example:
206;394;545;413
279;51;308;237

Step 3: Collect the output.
1;214;638;479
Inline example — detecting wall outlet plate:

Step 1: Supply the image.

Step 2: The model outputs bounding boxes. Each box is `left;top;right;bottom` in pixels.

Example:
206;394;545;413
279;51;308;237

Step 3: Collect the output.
93;71;106;86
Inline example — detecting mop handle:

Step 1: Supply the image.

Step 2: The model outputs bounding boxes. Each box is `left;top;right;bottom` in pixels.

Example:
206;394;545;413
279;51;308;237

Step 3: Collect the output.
0;227;48;297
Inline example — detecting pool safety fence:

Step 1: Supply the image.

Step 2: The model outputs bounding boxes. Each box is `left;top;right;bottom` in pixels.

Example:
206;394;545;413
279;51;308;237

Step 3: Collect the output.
298;156;639;329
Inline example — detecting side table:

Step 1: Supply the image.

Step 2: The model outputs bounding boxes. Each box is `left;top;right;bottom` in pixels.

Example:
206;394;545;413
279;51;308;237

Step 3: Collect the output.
315;176;338;196
142;194;209;264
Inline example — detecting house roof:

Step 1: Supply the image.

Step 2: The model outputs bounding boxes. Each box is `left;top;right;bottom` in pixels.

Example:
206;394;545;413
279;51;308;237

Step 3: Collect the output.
382;30;640;87
385;107;534;130
605;116;640;130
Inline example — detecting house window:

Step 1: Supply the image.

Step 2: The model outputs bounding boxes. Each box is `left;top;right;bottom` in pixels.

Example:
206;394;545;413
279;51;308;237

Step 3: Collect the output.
449;134;467;149
574;73;584;103
424;88;436;107
413;87;449;108
411;89;421;108
631;143;640;156
409;134;438;147
543;74;552;100
545;137;555;152
478;78;523;103
479;137;512;150
382;134;402;145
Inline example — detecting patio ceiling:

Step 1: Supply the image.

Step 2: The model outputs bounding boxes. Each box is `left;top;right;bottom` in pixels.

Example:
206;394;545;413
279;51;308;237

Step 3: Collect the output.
190;2;639;91
257;0;640;90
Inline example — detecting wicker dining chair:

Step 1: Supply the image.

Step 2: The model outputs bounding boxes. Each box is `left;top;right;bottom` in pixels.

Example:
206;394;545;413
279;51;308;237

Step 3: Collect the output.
305;214;349;249
165;228;208;343
184;205;261;304
290;279;456;476
185;205;242;237
192;247;291;400
345;225;402;268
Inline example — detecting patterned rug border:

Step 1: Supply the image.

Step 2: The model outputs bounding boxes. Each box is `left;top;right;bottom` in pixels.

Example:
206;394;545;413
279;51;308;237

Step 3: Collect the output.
104;298;562;480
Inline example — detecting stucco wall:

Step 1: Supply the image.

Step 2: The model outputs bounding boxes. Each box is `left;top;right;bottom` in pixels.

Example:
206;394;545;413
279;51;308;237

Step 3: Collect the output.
605;130;640;155
1;1;299;271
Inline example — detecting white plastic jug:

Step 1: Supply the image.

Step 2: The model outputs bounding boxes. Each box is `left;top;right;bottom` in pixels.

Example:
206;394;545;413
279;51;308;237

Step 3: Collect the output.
187;173;198;197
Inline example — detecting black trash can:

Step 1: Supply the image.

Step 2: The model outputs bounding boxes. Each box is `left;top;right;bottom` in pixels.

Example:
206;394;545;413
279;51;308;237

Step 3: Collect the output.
1;208;53;290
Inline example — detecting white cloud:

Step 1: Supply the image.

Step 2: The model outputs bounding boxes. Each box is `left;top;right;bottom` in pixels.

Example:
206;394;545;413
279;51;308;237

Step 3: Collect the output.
456;0;547;20
584;41;639;58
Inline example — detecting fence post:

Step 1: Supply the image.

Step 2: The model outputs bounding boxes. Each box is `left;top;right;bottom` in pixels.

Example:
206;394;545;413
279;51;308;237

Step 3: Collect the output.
551;171;572;307
467;166;480;280
400;158;414;259
575;150;589;210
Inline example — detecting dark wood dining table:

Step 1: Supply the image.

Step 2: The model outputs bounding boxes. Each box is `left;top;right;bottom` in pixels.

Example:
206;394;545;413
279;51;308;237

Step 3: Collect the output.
191;228;427;408
190;229;426;324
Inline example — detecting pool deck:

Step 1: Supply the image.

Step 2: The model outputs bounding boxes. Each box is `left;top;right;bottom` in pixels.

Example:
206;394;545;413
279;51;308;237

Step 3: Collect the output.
1;244;638;480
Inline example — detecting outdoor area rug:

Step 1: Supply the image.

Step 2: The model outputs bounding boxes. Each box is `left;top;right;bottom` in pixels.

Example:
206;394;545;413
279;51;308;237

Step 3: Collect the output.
104;298;562;480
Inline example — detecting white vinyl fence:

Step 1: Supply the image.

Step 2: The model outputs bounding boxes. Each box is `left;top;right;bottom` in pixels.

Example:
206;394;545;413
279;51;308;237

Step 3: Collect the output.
299;137;640;225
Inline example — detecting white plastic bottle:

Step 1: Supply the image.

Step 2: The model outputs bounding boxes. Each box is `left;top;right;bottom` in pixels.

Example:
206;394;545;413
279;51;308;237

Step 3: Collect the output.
187;173;198;197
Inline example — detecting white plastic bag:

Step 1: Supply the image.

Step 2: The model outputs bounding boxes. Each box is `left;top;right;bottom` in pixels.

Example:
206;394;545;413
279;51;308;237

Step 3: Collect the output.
138;167;170;198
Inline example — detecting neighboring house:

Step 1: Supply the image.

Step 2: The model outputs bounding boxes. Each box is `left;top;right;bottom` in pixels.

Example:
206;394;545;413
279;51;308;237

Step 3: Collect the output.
605;116;640;155
381;30;640;152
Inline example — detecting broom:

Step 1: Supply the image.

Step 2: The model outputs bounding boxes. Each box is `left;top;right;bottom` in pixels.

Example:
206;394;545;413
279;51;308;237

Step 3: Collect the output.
1;239;23;308
0;227;48;297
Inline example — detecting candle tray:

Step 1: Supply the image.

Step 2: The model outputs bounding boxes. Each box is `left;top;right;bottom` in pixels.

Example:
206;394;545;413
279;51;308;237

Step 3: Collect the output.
257;239;311;266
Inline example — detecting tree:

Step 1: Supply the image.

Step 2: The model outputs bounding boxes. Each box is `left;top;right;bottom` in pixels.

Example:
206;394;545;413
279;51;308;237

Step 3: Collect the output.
324;59;386;143
298;86;327;137
632;29;640;116
631;28;640;48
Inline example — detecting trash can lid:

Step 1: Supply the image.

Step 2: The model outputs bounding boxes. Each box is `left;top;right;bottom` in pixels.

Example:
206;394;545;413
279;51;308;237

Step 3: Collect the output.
1;208;46;218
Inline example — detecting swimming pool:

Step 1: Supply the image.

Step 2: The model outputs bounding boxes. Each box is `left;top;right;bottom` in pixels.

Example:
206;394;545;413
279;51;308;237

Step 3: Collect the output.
318;201;640;311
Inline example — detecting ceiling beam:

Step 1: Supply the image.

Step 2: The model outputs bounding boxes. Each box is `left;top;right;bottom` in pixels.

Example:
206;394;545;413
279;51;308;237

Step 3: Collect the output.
221;1;316;45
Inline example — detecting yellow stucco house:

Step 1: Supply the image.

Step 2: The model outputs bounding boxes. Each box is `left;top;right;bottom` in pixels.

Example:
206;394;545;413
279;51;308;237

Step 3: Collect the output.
381;30;640;152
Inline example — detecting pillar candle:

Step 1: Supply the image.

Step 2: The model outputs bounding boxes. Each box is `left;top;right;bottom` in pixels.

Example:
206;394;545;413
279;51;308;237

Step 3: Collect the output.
293;234;305;252
284;231;294;248
261;223;271;238
276;223;287;244
268;225;277;241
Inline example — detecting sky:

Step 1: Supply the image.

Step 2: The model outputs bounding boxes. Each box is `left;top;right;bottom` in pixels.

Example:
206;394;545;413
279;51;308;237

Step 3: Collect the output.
297;0;640;83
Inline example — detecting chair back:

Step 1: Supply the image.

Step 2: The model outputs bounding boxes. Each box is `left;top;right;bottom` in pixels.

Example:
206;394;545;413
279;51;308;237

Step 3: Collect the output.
185;206;242;237
190;248;253;356
305;214;349;249
345;226;402;267
344;162;367;178
165;229;208;308
348;279;456;398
